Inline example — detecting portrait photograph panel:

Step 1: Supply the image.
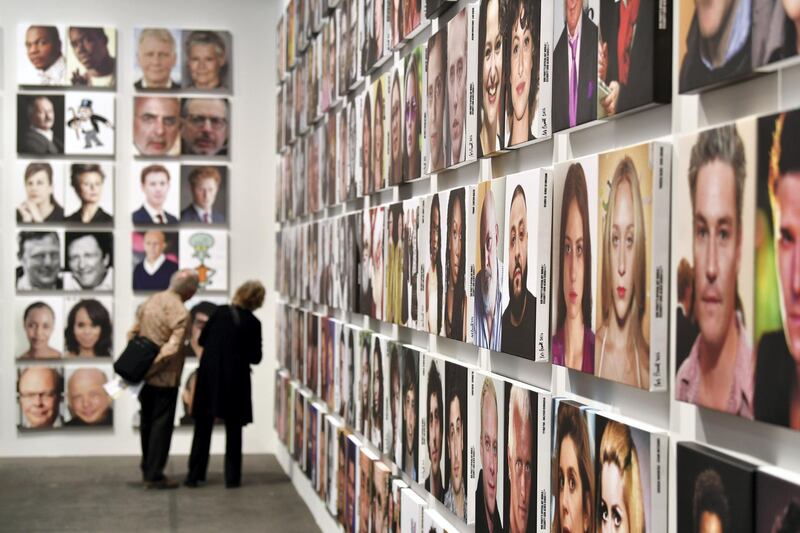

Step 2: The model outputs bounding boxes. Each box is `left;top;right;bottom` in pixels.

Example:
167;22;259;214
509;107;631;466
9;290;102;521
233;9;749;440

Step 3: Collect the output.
369;206;386;320
64;93;115;157
443;361;468;523
426;25;449;173
474;178;507;352
478;0;506;156
64;162;114;225
180;97;230;157
387;63;405;187
66;26;117;88
133;27;182;90
18;24;67;86
16;296;64;361
402;346;421;482
63;366;114;427
420;354;446;504
181;29;232;92
179;229;229;292
131;161;181;225
442;186;473;343
133;96;182;156
16;229;65;291
403;44;425;182
17;94;65;156
371;77;388;192
63;231;114;292
385;202;405;326
131;229;179;292
17;366;65;430
16;161;65;225
179;165;228;225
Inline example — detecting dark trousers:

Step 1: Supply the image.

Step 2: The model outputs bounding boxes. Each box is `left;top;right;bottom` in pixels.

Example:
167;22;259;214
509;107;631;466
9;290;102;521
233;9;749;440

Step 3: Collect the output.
187;413;243;486
139;384;178;482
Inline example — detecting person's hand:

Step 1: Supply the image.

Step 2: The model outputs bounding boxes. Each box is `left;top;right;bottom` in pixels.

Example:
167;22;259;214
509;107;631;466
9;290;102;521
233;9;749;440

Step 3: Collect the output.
71;69;89;86
598;40;608;81
18;202;34;223
602;81;620;116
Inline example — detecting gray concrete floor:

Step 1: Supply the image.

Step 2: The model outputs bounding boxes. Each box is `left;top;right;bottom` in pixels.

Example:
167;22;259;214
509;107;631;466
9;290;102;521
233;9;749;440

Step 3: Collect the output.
0;454;321;533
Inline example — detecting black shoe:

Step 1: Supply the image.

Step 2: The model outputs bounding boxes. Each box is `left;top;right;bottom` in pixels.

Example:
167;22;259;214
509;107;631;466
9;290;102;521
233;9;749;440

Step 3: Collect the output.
145;477;179;490
183;478;199;488
225;481;241;489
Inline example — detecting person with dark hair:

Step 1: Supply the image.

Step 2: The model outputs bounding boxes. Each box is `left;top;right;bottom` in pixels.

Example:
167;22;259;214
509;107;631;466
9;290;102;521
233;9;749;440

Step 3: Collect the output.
360;334;372;437
68;27;116;87
19;95;64;154
404;0;421;35
426;194;444;335
552;164;595;372
363;92;373;194
424;360;444;501
133;96;181;156
427;28;448;172
371;340;384;447
181;166;225;223
18;367;63;429
552;403;594;533
404;51;422;181
502;185;537;357
445;189;467;341
676;257;699;369
65;368;112;426
444;363;467;520
692;469;729;533
185;280;265;488
181;98;229;156
386;206;403;324
553;0;598;130
374;81;386;192
133;164;179;224
66;163;113;224
403;350;419;479
64;232;113;291
182;301;218;358
772;500;800;533
24;25;65;85
389;72;404;185
64;299;112;357
755;110;800;429
184;31;229;90
17;231;62;290
18;302;61;360
505;0;541;145
17;162;64;223
479;0;506;156
389;344;401;462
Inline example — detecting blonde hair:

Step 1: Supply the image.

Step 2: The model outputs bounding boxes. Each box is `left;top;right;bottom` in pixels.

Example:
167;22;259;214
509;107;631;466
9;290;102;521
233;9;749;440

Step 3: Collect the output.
598;421;645;533
479;377;497;440
139;28;176;51
232;280;265;310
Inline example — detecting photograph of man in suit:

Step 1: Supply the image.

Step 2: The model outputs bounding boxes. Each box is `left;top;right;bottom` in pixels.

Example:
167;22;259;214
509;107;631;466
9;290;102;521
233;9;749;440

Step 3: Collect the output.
133;230;179;291
135;28;179;90
132;164;179;225
18;95;64;155
553;0;598;131
181;166;226;224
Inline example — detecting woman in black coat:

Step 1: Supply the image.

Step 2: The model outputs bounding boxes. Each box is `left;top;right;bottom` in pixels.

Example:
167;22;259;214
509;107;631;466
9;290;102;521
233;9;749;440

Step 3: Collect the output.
185;281;265;488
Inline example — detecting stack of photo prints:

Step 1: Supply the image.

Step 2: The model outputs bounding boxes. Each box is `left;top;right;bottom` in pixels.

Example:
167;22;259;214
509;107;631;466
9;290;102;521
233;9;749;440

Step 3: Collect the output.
275;0;800;530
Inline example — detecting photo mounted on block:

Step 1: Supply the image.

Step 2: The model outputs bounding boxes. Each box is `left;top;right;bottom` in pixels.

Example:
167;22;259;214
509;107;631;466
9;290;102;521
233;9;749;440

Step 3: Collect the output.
390;478;408;532
370;206;386;320
277;17;287;82
181;98;230;157
16;161;65;224
133;28;182;90
388;63;405;187
338;325;359;427
443;361;468;522
478;0;506;156
297;390;310;470
16;230;64;291
753;109;800;430
552;0;599;131
64;231;114;292
179;165;227;224
64;93;115;156
403;199;421;329
307;402;320;483
296;0;308;53
358;447;377;533
336;0;351;96
326;417;344;516
182;30;232;91
550;399;594;533
133;96;181;156
177;364;205;426
446;6;479;167
306;313;320;393
17;366;64;430
597;0;671;118
674;119;757;418
16;297;64;360
18;94;65;155
347;0;363;92
131;162;181;225
370;335;388;450
307;130;322;214
676;442;757;533
306;37;320;128
18;24;67;86
551;155;599;374
401;487;427;532
321;17;338;113
372;77;388;193
426;0;457;18
363;0;390;72
421;354;446;503
468;371;506;529
678;0;754;93
404;0;427;40
595;142;671;390
389;0;403;48
325;113;338;208
756;467;800;533
426;25;449;173
473;178;507;352
404;44;425;182
64;366;113;427
385;203;406;325
504;0;553;145
418;193;441;334
64;163;114;225
287;0;297;70
402;346;421;481
357;330;373;438
443;186;475;343
503;170;552;361
131;230;179;291
66;26;117;87
372;461;392;532
386;341;404;465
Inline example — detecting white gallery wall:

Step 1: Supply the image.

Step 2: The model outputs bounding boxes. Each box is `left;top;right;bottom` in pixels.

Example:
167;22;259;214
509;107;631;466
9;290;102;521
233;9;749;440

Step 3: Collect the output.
0;0;278;457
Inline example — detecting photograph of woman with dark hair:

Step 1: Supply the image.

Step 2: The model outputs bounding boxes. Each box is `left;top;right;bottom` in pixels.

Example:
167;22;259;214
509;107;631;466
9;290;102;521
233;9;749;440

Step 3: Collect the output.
371;338;384;447
348;104;359;197
596;156;650;389
359;331;372;438
445;188;467;341
404;48;422;181
552;164;595;373
389;69;404;186
373;79;386;192
17;162;64;224
596;420;645;533
362;92;373;194
552;402;594;533
18;300;62;360
427;194;444;335
479;0;506;156
403;348;420;480
505;0;541;146
65;163;113;224
64;298;112;357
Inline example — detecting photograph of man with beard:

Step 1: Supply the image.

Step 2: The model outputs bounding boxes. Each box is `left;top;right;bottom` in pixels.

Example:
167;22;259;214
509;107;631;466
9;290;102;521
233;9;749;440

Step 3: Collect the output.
474;374;504;531
475;181;506;351
502;185;537;358
448;8;469;166
505;0;542;146
444;362;468;522
389;67;404;186
479;0;506;156
423;357;445;502
445;188;468;341
553;0;598;131
504;384;536;533
404;46;423;182
427;27;448;172
403;348;420;480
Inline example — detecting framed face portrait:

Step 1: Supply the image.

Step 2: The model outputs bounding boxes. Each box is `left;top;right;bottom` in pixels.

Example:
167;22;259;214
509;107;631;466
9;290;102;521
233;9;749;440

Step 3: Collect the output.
403;44;424;182
277;17;287;82
179;228;229;292
387;64;405;187
307;128;322;214
180;97;230;157
468;371;506;526
182;29;232;92
64;162;114;225
66;26;117;88
356;330;373;439
402;198;419;330
307;313;320;393
132;161;181;225
337;106;350;203
370;334;388;451
370;207;386;320
443;186;474;343
16;161;65;225
177;363;200;426
478;0;506;156
372;77;388;192
180;165;228;225
402;0;425;39
474;179;507;352
133;96;182;156
419;193;445;336
421;354;446;503
17;94;66;156
64;231;114;292
131;229;179;292
16;296;64;360
426;26;449;172
358;90;372;195
17;366;64;430
64;366;113;427
64;93;115;156
446;7;479;166
550;399;594;533
442;361;468;522
551;156;599;374
133;28;182;90
385;203;405;326
16;229;65;291
18;24;67;86
677;442;757;533
287;0;297;70
358;447;375;533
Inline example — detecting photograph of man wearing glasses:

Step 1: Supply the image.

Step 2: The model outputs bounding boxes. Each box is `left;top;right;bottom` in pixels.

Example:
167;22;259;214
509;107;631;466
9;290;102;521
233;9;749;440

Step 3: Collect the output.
181;98;230;156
